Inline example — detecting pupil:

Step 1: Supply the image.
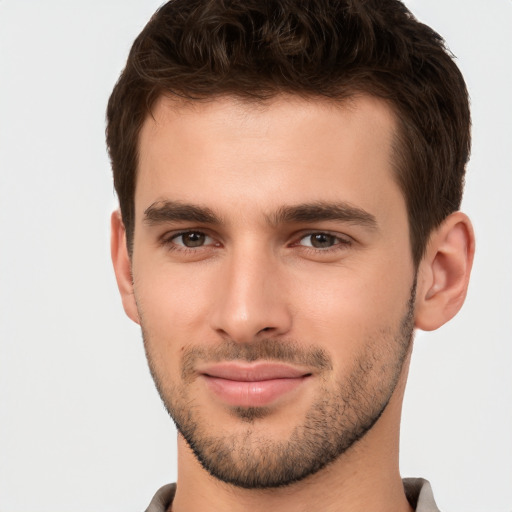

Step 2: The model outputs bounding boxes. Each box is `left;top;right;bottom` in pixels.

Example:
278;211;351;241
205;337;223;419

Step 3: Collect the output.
311;233;334;248
184;232;205;247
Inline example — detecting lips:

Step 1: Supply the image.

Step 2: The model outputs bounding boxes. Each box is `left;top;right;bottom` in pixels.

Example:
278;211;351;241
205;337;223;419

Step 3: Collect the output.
198;362;311;407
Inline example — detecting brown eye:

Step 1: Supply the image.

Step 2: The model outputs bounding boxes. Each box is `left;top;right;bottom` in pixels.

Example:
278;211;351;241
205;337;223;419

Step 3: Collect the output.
305;233;337;248
174;232;208;247
310;233;336;248
297;232;350;250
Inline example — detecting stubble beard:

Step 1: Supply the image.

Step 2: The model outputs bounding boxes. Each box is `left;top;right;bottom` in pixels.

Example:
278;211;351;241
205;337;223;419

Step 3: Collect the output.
140;281;416;489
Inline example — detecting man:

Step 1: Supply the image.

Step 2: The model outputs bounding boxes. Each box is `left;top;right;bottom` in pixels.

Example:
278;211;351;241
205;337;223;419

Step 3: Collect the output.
106;0;474;510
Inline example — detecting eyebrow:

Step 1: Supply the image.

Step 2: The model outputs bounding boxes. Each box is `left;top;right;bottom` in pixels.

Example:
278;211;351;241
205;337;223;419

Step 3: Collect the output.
143;199;377;230
144;201;221;225
268;202;378;229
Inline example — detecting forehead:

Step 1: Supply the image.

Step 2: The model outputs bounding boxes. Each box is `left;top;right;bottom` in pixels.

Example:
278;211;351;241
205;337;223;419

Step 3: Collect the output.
136;93;403;224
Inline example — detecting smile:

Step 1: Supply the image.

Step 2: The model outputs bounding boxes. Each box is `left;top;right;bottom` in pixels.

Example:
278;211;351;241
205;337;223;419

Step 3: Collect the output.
199;362;312;407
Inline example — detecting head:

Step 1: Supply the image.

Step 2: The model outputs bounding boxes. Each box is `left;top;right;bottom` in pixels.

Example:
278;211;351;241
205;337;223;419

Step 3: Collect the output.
107;0;471;267
107;0;474;490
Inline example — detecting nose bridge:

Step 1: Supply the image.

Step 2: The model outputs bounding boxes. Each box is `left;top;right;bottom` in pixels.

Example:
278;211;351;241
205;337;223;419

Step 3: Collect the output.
210;240;291;342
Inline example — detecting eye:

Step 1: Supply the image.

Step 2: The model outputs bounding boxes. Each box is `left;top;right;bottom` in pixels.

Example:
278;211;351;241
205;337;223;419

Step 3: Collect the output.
171;231;214;248
298;232;350;249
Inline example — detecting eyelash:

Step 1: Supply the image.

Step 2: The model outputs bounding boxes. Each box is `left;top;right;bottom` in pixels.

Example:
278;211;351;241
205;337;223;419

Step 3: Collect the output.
160;230;353;254
294;232;353;253
161;230;217;253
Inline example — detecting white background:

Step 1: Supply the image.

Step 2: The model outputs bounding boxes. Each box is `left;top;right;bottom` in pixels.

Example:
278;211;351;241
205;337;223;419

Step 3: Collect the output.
0;1;511;511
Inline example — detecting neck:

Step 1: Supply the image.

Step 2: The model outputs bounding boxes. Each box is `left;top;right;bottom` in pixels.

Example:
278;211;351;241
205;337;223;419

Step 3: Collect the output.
171;363;413;512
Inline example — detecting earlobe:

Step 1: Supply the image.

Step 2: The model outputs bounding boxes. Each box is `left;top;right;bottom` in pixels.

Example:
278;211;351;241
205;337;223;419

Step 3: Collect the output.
414;212;475;331
110;210;140;324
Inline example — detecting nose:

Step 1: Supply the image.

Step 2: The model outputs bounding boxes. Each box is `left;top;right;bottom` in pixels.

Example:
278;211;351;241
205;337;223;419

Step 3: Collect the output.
209;246;293;343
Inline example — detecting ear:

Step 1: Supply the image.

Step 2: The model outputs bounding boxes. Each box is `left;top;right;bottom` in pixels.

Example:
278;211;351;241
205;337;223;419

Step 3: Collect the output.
110;210;140;324
414;212;475;331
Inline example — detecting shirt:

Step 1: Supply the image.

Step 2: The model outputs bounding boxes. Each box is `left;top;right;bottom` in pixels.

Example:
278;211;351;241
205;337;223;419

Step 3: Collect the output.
144;477;440;512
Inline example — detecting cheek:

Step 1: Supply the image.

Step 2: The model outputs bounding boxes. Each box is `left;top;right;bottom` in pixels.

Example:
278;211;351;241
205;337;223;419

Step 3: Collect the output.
133;262;213;351
289;264;411;364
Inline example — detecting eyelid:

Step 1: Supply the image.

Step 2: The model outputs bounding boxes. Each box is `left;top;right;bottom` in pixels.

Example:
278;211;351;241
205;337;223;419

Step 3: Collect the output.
291;230;353;253
160;228;220;249
158;228;353;253
294;230;352;243
173;231;214;246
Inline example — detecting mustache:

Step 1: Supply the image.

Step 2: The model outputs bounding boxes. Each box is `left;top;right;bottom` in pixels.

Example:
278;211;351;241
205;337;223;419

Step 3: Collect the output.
181;338;333;382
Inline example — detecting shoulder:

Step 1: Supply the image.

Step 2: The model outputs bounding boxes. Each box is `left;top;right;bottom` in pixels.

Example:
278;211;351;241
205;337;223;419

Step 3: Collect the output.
144;483;176;512
403;478;440;512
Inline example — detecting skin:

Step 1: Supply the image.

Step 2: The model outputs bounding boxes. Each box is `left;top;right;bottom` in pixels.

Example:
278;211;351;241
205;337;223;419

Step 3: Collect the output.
111;94;474;512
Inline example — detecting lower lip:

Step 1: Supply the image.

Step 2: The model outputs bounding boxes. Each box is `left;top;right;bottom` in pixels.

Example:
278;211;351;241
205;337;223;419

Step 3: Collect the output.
202;376;308;407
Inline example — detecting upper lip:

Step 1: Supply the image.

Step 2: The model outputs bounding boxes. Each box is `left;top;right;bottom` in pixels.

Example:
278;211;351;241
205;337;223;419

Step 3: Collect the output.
198;362;311;381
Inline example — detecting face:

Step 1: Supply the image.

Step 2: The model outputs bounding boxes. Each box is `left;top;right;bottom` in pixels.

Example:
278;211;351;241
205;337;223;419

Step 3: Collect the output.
127;94;417;488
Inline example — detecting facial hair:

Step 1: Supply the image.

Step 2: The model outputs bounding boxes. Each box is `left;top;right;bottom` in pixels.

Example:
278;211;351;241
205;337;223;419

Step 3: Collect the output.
141;279;416;489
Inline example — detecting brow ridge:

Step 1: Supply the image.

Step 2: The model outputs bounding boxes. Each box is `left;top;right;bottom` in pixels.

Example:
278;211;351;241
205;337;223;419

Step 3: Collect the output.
143;199;377;230
143;200;221;225
268;201;378;229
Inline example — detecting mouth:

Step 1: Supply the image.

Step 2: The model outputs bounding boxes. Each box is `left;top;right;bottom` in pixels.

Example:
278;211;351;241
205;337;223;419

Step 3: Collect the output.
198;362;312;407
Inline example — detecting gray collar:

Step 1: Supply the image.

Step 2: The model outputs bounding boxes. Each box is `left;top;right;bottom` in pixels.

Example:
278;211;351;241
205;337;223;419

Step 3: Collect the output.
145;478;440;512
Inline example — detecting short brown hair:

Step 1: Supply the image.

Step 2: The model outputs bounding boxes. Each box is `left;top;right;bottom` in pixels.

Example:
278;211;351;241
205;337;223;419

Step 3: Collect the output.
106;0;470;265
